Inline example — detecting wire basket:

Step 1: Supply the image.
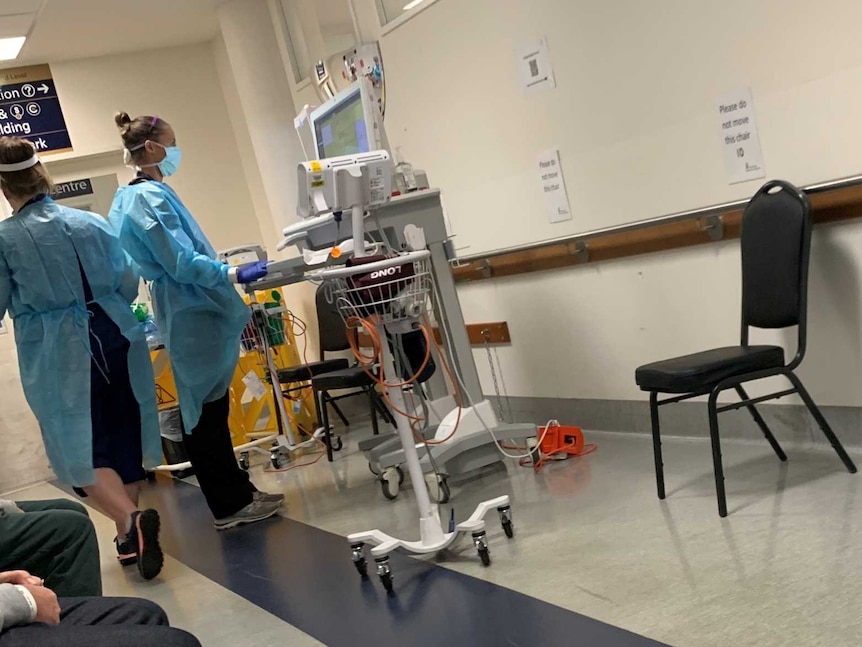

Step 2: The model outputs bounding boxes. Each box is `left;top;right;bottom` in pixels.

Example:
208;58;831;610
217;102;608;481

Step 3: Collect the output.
241;304;286;353
315;251;433;326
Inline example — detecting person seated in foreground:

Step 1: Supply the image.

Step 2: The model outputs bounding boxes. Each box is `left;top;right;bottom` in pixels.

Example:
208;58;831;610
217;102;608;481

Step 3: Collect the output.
0;499;100;598
0;570;201;647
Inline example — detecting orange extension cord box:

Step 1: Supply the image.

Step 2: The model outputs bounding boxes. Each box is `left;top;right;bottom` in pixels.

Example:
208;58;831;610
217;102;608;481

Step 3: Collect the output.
531;421;596;472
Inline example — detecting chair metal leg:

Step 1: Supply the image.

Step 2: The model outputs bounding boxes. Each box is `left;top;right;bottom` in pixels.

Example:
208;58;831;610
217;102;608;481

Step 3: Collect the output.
786;372;857;474
329;398;350;427
649;392;666;500
708;391;729;517
374;391;396;427
368;387;380;436
321;392;334;462
734;385;787;462
312;386;323;429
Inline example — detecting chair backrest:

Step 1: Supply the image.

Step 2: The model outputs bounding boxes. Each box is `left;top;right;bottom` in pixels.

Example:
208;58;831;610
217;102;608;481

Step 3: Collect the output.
740;180;811;362
316;284;352;355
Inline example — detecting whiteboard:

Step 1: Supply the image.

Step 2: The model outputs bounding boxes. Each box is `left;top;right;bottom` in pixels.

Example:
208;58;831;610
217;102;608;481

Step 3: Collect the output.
381;0;862;256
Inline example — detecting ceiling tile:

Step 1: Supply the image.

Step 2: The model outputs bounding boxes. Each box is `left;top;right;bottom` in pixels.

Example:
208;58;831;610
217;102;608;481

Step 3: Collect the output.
0;0;43;17
0;14;35;38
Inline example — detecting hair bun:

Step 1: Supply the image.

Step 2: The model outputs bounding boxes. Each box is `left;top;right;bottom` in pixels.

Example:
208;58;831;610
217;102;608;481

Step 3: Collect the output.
114;111;132;130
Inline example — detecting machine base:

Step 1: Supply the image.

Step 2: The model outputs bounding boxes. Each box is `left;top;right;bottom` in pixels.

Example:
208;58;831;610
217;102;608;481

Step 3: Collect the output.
362;416;537;501
347;495;513;593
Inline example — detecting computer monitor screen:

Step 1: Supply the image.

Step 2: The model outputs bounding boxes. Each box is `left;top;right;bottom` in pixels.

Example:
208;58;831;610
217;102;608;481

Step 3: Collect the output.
313;87;369;159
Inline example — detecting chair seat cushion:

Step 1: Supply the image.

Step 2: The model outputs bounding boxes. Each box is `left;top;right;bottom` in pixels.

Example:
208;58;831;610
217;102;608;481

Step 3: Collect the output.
312;366;375;390
635;345;785;393
277;359;349;383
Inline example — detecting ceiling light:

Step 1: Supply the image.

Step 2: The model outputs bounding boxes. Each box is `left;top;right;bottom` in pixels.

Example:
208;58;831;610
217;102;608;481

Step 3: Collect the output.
403;0;425;10
0;37;25;61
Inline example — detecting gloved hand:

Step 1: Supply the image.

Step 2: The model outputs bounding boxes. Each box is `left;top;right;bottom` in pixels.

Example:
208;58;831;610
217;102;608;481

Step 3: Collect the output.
231;261;269;285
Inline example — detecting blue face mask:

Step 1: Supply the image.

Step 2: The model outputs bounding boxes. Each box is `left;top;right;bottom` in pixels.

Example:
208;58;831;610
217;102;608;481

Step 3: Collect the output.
154;143;182;177
139;142;183;177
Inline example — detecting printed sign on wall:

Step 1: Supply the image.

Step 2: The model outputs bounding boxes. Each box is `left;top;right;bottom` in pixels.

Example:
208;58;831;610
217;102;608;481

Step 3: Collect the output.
716;88;765;185
516;37;556;94
537;148;572;224
52;179;94;200
0;64;72;154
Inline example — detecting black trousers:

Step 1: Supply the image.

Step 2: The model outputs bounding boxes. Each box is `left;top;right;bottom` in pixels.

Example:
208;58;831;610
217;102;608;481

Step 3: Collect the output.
181;392;255;519
0;500;101;598
0;597;200;647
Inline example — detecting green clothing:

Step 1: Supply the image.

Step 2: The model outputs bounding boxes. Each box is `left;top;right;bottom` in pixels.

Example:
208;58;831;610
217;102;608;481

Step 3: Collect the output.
0;499;101;598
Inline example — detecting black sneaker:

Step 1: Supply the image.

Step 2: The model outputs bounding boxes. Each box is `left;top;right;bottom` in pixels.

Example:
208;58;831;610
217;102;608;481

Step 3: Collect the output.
128;510;164;580
114;535;138;566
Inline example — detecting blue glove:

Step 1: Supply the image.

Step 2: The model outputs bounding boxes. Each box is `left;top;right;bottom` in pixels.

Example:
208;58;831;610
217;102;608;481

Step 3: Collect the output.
235;261;269;284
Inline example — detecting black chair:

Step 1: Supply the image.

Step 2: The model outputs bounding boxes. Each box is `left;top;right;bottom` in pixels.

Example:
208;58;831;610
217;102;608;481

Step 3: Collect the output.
635;180;857;517
278;286;393;461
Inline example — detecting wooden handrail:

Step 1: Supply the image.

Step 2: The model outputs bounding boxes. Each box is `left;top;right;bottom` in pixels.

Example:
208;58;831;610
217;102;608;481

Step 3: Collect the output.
358;321;511;348
452;176;862;284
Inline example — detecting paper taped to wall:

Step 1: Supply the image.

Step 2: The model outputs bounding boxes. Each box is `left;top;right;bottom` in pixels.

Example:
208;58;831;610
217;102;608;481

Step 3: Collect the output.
537;149;572;223
716;88;766;185
516;37;556;93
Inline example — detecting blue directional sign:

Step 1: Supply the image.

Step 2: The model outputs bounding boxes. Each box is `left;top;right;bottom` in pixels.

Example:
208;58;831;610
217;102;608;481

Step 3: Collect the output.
0;64;72;154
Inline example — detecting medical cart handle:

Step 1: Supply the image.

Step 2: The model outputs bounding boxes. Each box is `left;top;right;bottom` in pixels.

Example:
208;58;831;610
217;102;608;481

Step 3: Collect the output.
306;250;431;281
276;232;308;252
283;212;335;237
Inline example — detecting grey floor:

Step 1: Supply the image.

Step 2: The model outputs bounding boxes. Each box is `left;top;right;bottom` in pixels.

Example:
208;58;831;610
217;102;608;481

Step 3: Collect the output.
12;425;862;647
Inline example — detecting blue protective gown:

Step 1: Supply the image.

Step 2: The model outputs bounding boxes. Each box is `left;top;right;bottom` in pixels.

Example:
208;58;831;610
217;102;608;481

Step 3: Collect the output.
108;179;250;432
0;197;162;487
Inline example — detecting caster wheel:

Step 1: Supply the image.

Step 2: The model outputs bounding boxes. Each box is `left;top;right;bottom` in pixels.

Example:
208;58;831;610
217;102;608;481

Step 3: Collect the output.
331;436;344;452
381;468;400;500
502;520;514;539
239;452;250;471
376;558;394;593
354;557;368;577
396;466;405;485
351;542;368;578
528;440;541;468
426;474;450;504
498;505;514;539
270;452;287;470
369;461;381;476
473;532;490;567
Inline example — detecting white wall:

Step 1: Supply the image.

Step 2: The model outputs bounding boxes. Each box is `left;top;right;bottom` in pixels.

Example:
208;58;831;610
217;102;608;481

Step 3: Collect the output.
378;0;862;256
0;42;263;491
215;0;321;356
328;0;862;409
51;43;264;250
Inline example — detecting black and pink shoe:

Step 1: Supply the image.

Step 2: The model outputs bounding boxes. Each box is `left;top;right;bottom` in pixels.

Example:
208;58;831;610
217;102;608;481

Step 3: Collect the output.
128;509;164;580
114;535;138;566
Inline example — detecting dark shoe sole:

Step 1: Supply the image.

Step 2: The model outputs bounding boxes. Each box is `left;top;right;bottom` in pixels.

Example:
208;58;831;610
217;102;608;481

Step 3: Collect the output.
135;509;164;580
117;554;138;567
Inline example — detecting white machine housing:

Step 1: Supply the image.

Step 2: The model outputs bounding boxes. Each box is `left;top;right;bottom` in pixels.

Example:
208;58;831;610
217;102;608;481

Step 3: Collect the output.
290;151;393;257
218;245;266;267
293;105;317;163
296;151;393;219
